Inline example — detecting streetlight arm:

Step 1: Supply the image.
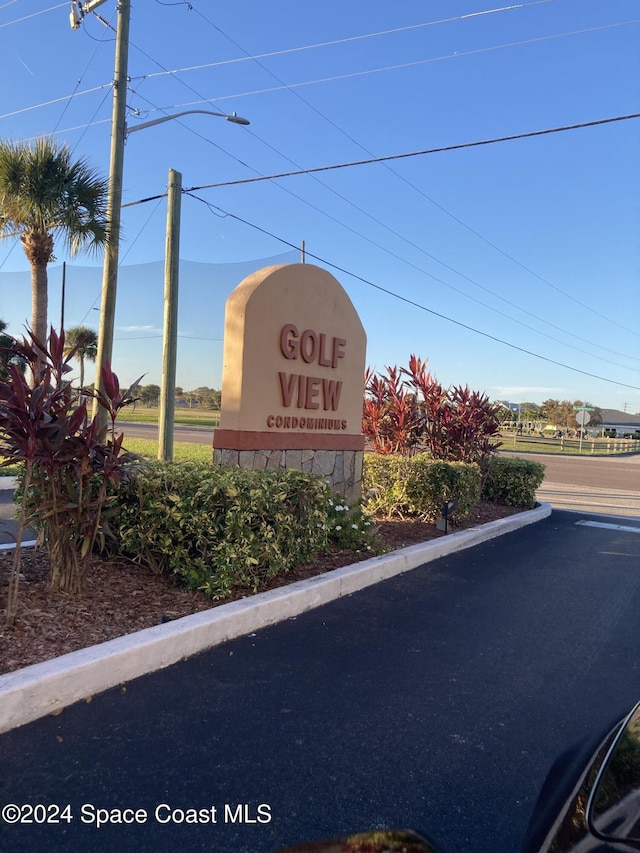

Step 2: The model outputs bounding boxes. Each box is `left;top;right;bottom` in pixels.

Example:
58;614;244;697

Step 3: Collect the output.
70;0;109;28
82;0;110;11
125;110;250;136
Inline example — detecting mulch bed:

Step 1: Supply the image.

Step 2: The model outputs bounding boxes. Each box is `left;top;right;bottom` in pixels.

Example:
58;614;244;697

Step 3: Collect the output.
0;502;524;675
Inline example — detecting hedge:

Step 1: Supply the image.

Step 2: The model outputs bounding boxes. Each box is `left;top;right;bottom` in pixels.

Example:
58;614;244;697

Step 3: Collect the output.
481;456;545;507
363;453;481;522
110;461;331;599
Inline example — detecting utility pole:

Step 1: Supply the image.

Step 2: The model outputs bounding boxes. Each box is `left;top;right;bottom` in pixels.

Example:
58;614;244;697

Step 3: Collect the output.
84;0;131;424
70;3;247;430
158;169;182;461
60;261;66;333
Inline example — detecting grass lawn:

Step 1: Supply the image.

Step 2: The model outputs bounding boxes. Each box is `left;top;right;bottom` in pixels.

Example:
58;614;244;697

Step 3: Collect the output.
116;406;219;428
122;438;212;463
0;439;212;474
499;432;640;456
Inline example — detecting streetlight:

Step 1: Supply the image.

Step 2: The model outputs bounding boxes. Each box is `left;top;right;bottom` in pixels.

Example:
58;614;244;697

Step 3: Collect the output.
72;2;250;444
128;112;249;460
125;110;250;135
91;100;249;426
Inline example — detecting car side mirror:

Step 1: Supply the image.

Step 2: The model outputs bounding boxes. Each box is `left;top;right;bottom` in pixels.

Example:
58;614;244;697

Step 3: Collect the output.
589;702;640;846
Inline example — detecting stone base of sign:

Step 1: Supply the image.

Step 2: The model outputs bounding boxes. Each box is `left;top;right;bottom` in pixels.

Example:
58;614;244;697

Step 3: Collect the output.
213;447;363;503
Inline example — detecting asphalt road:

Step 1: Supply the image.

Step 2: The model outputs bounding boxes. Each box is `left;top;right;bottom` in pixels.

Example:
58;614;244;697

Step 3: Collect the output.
528;452;640;517
118;422;214;446
2;509;640;853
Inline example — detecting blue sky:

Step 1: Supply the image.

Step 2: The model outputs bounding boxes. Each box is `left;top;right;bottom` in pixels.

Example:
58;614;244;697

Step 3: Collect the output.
0;0;638;410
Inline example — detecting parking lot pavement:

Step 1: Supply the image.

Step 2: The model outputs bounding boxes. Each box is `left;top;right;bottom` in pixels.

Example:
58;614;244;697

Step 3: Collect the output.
0;483;36;548
1;509;639;853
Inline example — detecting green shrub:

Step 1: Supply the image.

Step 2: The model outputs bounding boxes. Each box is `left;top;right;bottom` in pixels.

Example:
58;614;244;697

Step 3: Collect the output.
405;455;481;522
481;456;545;507
0;461;23;478
363;453;481;522
111;461;333;599
362;454;412;518
324;495;381;554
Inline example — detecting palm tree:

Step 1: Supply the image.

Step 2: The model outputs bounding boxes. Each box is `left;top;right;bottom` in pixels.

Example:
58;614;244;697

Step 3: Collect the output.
0;137;108;348
63;325;98;391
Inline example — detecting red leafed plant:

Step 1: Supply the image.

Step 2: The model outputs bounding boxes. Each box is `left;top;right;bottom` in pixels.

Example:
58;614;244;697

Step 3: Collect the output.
362;365;423;455
0;327;141;624
363;354;502;466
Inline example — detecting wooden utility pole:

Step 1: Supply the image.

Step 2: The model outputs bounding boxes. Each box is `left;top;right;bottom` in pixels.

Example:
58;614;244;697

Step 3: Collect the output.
91;0;130;423
158;169;182;461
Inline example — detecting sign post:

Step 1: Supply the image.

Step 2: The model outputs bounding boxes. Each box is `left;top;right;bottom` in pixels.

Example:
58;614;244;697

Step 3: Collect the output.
575;406;594;454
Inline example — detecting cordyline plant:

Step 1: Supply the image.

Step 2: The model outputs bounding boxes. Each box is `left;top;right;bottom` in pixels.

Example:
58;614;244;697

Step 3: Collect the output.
362;364;423;454
0;328;140;625
362;354;502;467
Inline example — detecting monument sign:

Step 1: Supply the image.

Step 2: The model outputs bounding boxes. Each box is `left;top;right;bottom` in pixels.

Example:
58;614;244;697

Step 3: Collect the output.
213;263;367;500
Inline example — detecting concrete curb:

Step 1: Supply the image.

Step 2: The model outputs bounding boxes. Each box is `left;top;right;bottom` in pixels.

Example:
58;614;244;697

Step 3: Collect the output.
0;540;37;551
0;503;551;734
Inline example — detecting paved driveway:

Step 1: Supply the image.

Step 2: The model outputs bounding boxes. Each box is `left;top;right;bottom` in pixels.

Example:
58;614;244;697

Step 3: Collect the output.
1;509;640;853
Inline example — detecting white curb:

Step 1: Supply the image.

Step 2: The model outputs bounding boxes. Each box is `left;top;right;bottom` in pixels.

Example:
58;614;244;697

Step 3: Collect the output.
0;503;551;734
0;540;37;551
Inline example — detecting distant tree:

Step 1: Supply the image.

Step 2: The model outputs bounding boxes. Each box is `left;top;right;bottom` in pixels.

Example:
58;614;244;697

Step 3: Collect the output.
63;325;98;391
542;399;573;429
191;386;221;409
0;137;108;352
183;390;197;409
139;383;160;407
587;405;603;427
518;402;543;420
542;399;602;431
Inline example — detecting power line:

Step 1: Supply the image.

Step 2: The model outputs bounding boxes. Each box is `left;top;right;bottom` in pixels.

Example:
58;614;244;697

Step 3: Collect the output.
10;3;636;352
122;110;640;349
142;1;557;79
0;2;66;29
134;21;640;103
125;89;255;172
105;6;639;345
126;36;243;124
185;191;640;392
22;118;111;144
211;129;640;369
184;111;640;340
185;113;640;193
119;26;640;351
0;238;19;272
191;10;640;362
54;7;116;137
76;197;165;327
0;84;110;121
122;26;640;348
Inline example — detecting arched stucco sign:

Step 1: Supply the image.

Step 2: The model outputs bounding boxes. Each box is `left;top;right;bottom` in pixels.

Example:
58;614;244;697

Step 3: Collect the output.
213;263;367;499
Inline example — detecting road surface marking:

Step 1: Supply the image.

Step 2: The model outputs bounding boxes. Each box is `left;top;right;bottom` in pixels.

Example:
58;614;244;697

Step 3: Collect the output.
576;521;640;534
